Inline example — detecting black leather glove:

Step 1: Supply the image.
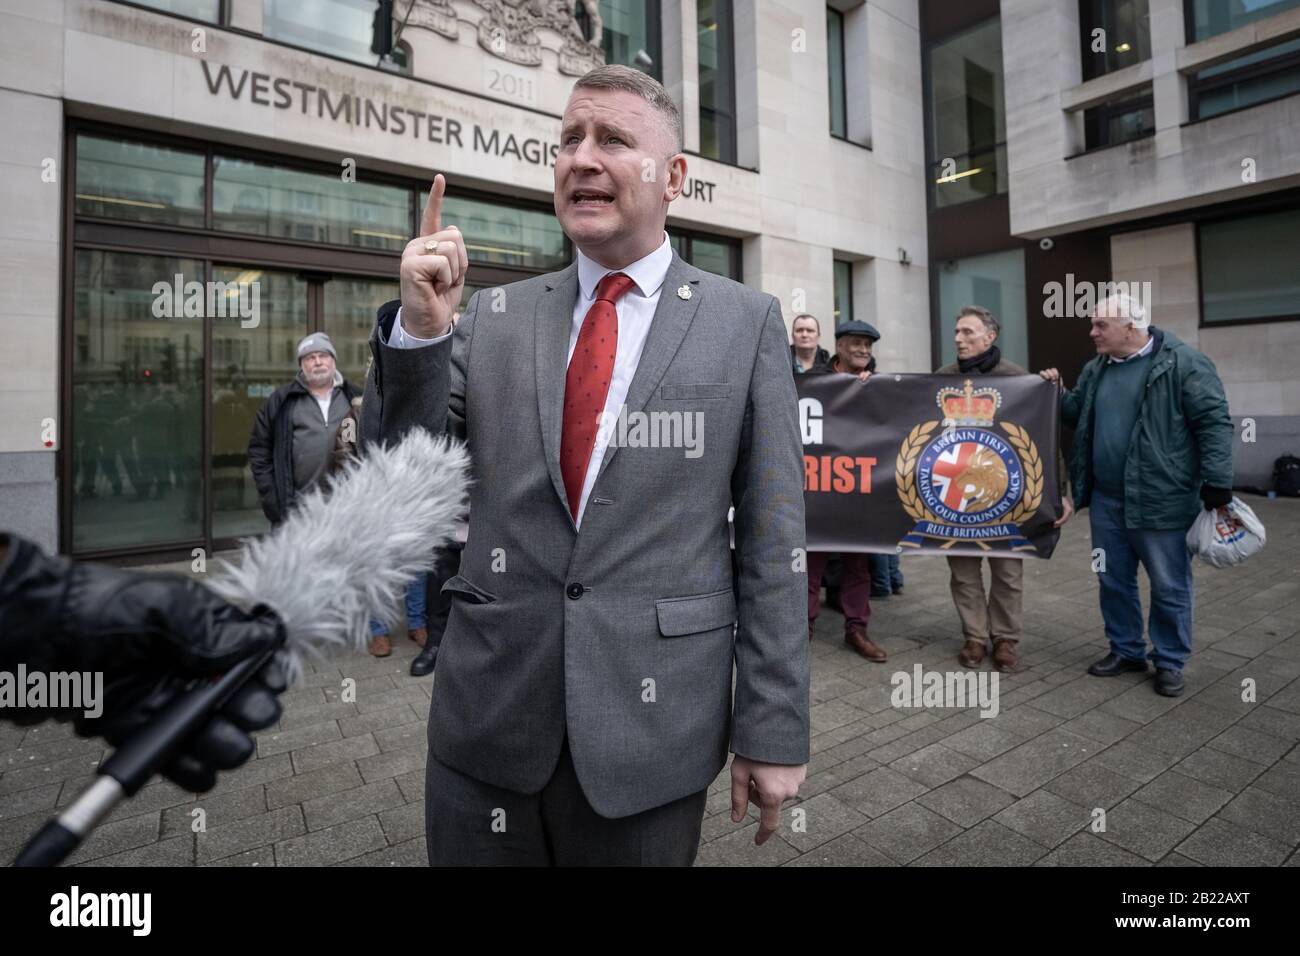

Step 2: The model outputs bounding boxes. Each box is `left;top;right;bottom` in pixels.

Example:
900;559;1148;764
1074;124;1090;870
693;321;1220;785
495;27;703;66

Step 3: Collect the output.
0;533;287;792
1200;485;1233;511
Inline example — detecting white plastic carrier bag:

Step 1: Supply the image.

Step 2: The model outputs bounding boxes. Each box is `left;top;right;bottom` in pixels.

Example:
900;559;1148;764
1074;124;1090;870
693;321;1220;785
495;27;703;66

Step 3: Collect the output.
1186;497;1266;568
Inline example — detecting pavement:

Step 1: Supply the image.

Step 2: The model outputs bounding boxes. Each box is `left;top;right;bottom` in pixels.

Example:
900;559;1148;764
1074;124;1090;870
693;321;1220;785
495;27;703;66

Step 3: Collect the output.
3;497;1298;867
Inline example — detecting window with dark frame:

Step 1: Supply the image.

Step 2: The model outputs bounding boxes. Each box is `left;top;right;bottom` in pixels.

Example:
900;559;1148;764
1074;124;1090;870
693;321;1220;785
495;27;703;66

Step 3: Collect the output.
1187;0;1300;41
925;18;1008;209
828;6;848;139
65;126;569;558
669;230;742;281
1078;0;1151;81
698;0;738;164
833;259;853;326
1198;208;1300;325
1083;88;1155;150
1189;36;1300;121
589;1;663;80
113;0;224;22
262;0;411;73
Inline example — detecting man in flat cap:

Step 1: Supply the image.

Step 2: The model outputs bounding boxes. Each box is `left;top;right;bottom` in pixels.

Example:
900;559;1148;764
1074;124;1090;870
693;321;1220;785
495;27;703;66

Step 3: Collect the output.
824;320;880;378
806;319;888;662
247;332;361;527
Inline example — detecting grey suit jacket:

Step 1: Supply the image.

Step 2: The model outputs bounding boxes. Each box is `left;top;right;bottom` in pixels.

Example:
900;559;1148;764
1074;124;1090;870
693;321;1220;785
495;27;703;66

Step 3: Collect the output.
366;253;809;818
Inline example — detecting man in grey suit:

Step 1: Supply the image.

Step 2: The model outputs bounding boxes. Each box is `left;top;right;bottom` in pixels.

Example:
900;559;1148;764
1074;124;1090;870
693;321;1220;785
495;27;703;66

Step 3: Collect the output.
367;65;808;865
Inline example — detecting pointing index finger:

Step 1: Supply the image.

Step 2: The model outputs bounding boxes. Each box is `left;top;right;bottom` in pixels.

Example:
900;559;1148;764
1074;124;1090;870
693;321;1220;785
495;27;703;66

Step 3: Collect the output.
420;174;445;236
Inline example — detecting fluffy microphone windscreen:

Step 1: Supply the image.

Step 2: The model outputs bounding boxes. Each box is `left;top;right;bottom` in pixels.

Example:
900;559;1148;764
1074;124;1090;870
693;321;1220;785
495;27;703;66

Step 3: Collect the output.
208;429;470;684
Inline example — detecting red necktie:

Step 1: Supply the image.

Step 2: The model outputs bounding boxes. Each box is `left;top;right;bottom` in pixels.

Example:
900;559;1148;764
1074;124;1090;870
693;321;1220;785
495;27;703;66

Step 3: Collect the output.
561;271;636;519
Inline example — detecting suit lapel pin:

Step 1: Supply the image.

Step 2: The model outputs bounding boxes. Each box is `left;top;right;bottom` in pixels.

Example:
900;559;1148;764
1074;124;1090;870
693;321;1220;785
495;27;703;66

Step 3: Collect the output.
677;285;692;300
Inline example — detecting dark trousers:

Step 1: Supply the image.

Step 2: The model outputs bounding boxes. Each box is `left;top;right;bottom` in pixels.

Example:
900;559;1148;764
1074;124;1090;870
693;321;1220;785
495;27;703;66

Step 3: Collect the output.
807;551;872;629
868;553;903;593
424;739;708;866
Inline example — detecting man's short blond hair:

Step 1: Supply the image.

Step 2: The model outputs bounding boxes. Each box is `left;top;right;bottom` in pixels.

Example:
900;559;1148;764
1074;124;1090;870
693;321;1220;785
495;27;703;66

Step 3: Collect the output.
573;64;684;154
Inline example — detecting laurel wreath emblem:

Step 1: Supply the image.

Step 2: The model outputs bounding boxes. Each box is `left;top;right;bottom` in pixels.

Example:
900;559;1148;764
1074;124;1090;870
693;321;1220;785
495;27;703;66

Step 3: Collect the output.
896;421;939;522
1000;422;1043;524
894;420;1043;524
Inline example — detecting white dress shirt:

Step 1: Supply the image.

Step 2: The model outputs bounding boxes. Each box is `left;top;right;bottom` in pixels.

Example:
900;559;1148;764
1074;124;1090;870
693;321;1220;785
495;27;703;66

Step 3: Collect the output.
1109;333;1155;364
307;370;344;419
388;233;674;526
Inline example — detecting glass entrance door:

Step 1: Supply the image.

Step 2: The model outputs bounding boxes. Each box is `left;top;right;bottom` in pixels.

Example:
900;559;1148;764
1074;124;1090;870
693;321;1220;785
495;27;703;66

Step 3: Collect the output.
70;250;205;552
321;275;400;386
209;269;410;549
66;125;568;559
320;270;523;390
210;266;309;541
69;260;540;556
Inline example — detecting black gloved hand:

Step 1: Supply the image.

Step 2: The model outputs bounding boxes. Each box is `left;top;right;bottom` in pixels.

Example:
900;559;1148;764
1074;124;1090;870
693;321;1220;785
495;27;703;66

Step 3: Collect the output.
0;534;287;792
1200;485;1233;511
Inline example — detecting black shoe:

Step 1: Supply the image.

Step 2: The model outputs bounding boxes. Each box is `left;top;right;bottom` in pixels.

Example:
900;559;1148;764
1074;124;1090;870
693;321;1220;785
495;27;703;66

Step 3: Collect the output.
892;585;904;595
410;645;437;677
1087;652;1148;677
870;589;891;598
1154;668;1185;697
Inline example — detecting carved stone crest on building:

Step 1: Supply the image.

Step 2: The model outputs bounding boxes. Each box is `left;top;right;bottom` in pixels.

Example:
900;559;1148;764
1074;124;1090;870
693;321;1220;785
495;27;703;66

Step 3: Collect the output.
475;0;545;66
554;0;605;76
406;0;605;76
406;0;460;41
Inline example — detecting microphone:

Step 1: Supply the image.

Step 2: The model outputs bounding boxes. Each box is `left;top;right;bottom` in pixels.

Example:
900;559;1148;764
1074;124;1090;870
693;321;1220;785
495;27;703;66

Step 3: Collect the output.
207;428;470;682
14;429;469;866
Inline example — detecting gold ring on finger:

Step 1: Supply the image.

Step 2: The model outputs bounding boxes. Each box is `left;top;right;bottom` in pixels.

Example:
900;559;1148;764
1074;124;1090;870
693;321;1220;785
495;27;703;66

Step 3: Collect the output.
424;240;439;254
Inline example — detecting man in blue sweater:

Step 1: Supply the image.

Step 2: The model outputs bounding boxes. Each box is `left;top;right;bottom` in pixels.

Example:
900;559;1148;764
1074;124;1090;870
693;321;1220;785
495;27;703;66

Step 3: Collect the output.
1041;294;1234;697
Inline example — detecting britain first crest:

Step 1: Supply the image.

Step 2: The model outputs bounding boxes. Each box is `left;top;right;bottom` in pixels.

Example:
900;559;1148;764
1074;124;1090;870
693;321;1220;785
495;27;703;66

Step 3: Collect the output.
895;380;1043;551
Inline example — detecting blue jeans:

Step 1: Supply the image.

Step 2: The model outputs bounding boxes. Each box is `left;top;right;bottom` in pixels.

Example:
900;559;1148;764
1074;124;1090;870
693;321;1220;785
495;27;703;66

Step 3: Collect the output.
370;574;429;636
1088;489;1194;673
868;553;903;593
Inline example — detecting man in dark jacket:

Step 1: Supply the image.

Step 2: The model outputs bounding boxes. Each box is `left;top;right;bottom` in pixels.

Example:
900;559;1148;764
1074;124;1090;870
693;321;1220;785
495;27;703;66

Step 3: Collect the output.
1041;293;1234;697
806;320;887;662
247;333;360;526
937;306;1073;673
790;313;831;374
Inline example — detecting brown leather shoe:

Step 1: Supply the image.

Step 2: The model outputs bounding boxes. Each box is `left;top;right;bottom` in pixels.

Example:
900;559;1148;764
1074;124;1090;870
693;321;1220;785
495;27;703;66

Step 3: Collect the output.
845;624;887;662
368;634;392;658
408;626;429;648
958;639;987;668
992;639;1021;673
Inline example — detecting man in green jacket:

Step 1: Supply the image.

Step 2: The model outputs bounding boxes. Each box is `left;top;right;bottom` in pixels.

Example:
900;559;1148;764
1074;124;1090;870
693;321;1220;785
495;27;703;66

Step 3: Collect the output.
1040;293;1234;697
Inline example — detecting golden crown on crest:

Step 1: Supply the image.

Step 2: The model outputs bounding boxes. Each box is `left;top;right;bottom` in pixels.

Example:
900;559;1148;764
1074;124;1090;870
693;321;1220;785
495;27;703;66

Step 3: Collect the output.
937;379;1001;427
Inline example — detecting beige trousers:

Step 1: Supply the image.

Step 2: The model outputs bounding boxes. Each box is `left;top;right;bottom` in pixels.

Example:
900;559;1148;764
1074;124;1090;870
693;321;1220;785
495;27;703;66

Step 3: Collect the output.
946;555;1024;645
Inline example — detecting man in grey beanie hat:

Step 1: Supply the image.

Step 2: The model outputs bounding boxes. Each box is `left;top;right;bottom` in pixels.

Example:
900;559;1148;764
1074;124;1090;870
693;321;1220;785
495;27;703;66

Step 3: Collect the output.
247;332;361;529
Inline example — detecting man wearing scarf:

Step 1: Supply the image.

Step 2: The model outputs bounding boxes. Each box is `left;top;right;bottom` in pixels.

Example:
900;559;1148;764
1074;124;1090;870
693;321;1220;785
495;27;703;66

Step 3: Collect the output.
936;306;1073;672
